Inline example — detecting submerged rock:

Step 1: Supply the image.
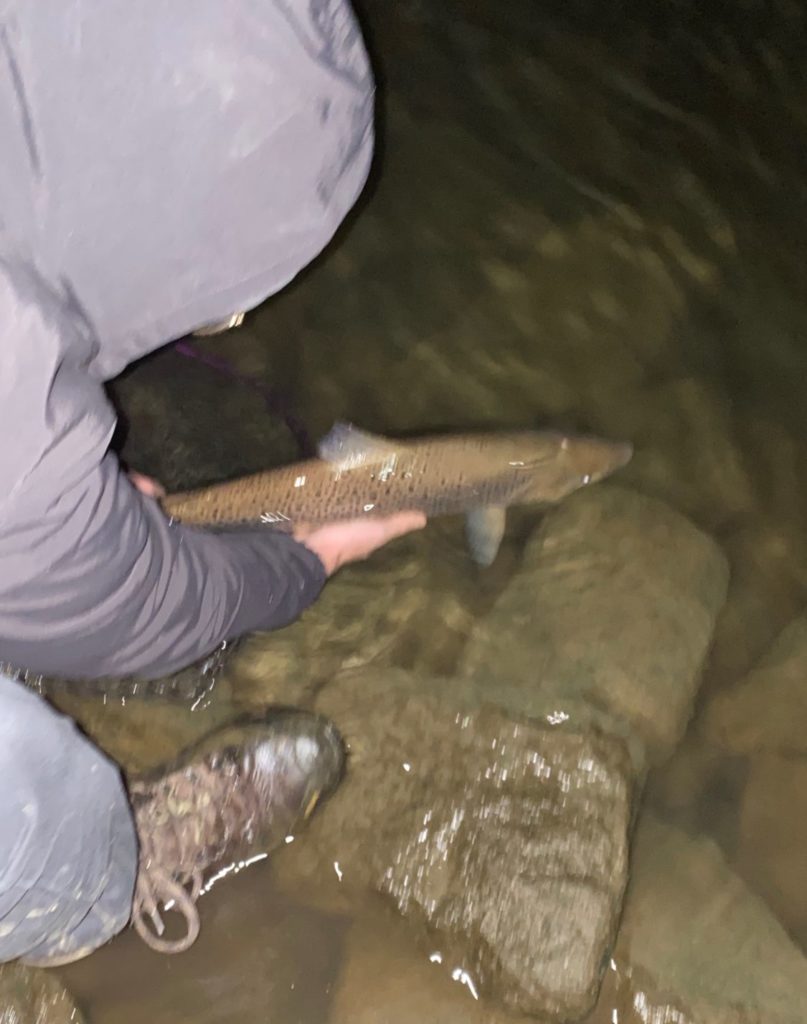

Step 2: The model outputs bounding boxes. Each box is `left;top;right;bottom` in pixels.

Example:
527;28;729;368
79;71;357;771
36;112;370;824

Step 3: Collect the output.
607;815;807;1024
374;719;632;1020
633;376;755;534
0;962;85;1024
60;866;346;1024
736;754;807;950
277;668;633;1021
705;519;807;689
702;613;807;756
40;674;236;776
329;910;537;1024
461;484;729;766
228;521;483;712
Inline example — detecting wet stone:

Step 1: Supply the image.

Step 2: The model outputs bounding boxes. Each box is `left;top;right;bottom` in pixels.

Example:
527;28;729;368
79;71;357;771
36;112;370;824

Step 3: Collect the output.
374;719;633;1020
227;522;482;712
0;652;238;780
607;815;807;1024
329;909;537;1024
632;376;755;533
61;866;347;1024
736;754;807;950
280;668;634;1021
0;961;85;1024
461;484;729;767
702;613;807;757
47;688;235;776
704;519;807;691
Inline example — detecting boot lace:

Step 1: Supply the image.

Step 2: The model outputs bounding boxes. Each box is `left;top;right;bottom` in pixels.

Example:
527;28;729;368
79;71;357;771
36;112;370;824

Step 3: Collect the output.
129;757;257;954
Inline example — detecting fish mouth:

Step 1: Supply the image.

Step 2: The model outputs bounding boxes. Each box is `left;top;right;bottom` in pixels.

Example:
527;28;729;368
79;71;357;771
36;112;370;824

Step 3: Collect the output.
593;439;633;480
575;438;634;485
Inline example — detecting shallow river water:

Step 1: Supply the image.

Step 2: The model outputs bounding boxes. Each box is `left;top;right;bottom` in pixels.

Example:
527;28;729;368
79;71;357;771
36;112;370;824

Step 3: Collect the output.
48;0;807;1019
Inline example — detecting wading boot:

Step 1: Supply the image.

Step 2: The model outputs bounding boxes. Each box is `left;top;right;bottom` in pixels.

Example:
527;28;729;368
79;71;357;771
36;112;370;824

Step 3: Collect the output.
129;708;345;953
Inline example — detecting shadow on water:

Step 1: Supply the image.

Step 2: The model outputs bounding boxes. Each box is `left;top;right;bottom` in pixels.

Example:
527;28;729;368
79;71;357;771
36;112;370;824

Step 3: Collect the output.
54;0;807;1019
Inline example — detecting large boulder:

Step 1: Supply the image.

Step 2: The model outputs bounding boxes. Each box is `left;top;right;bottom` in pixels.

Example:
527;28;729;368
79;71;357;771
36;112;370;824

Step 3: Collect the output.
276;667;634;1021
461;485;729;766
735;754;807;950
59;865;347;1024
702;517;807;688
604;815;807;1024
327;910;538;1024
702;613;807;756
227;517;486;712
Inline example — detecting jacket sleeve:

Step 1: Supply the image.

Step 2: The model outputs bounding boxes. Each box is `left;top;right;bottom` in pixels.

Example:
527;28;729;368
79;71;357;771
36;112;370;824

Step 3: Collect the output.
0;258;326;680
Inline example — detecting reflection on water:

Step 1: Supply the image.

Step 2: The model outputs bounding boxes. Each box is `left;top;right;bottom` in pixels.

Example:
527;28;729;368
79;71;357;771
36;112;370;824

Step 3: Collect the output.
56;0;807;1019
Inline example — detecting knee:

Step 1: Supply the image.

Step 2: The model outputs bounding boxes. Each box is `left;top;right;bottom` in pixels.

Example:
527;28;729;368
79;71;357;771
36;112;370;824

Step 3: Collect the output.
0;675;137;963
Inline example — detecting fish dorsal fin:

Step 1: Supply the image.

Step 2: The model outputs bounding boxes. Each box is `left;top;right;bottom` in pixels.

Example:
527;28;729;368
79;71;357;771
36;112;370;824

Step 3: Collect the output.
317;422;399;469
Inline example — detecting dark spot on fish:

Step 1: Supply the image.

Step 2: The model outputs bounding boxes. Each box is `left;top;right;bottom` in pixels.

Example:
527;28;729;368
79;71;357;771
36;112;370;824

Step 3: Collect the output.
319;99;332;123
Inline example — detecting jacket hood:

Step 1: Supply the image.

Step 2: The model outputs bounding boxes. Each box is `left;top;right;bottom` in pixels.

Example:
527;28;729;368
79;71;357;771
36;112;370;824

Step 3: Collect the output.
0;0;374;379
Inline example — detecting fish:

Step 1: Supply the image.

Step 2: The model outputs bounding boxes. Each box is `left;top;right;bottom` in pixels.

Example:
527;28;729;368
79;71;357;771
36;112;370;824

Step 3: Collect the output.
161;422;633;566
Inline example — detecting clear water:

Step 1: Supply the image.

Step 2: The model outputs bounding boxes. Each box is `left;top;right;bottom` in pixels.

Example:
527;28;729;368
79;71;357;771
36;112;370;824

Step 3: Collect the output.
55;0;807;1018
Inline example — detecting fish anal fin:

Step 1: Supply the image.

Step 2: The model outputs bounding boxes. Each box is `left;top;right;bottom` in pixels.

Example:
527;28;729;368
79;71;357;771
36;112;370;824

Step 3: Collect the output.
465;506;507;567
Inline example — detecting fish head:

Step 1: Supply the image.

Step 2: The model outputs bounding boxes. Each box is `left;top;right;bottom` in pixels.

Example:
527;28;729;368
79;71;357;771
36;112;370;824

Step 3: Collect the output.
509;431;633;503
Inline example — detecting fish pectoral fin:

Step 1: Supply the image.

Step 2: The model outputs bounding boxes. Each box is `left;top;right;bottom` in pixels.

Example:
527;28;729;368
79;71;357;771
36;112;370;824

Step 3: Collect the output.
317;422;400;468
465;506;507;567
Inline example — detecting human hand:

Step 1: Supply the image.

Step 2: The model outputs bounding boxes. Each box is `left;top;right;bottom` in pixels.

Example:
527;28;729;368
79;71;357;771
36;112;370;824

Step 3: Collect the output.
128;470;166;499
293;512;427;576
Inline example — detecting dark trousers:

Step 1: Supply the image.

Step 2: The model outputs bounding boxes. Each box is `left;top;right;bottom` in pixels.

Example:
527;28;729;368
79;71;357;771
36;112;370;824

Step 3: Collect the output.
0;673;136;964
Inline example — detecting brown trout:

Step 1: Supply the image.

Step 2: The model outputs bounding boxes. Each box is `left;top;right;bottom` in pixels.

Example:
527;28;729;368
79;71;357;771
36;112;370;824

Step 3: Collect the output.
161;423;633;565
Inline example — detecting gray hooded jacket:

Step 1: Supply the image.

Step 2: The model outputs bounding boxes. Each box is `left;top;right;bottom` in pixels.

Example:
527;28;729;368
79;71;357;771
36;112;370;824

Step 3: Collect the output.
0;0;374;678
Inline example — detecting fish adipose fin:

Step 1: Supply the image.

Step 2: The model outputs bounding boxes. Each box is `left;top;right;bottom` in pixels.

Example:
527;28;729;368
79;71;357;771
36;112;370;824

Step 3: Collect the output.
465;506;507;566
317;422;399;469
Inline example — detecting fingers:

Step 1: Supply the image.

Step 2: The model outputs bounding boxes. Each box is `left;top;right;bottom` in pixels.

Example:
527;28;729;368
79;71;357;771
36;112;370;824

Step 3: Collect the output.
128;471;166;499
294;511;426;544
374;510;427;541
292;511;428;576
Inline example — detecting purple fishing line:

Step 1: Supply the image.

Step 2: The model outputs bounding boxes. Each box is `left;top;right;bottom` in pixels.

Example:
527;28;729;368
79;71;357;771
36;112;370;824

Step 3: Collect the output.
173;340;314;457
